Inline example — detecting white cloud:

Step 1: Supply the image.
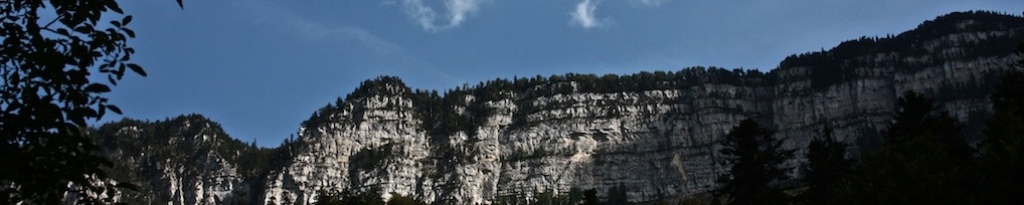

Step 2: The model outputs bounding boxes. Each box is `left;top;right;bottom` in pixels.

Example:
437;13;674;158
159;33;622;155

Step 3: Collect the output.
632;0;667;7
570;0;607;29
399;0;484;32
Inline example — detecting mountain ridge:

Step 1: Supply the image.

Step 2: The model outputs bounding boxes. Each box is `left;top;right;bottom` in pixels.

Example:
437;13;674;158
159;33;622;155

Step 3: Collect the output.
95;10;1024;205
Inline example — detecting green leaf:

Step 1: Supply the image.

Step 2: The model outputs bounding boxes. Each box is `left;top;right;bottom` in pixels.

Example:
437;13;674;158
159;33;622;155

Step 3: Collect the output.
56;28;69;36
108;2;124;14
122;15;132;25
106;105;122;115
122;28;135;38
85;83;111;93
74;26;91;34
177;0;184;9
127;63;146;77
117;63;126;79
97;104;106;118
80;107;98;118
110;20;121;27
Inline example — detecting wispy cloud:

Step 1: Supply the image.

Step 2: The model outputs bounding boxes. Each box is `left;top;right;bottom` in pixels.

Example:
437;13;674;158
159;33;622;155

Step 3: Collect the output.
570;0;608;29
234;0;401;55
399;0;484;32
235;0;463;89
632;0;668;7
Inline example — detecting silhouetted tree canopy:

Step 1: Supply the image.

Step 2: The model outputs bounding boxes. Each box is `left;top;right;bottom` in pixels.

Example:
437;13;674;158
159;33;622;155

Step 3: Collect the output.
0;0;159;203
715;118;794;205
976;45;1024;205
799;124;853;205
848;91;976;205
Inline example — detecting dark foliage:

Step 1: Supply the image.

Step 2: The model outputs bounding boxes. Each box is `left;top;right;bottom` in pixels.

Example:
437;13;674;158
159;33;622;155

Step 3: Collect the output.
779;11;1024;89
976;45;1024;205
0;0;160;203
312;188;385;205
350;143;396;170
490;188;592;205
583;189;601;205
847;91;976;205
606;184;629;205
798;124;853;205
312;188;437;205
715;119;794;205
387;193;429;205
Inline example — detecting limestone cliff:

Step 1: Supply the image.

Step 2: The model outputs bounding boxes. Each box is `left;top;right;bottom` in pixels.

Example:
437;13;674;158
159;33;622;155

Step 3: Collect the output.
264;11;1024;204
96;11;1024;205
95;115;270;205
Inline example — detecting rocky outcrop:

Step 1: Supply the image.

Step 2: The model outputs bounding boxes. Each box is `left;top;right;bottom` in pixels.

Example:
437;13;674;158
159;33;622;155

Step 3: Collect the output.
96;11;1024;205
263;84;438;204
261;11;1023;204
95;115;263;205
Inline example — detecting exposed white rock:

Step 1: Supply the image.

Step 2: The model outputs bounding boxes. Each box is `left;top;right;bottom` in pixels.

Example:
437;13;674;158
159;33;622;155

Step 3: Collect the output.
94;12;1024;205
262;16;1024;204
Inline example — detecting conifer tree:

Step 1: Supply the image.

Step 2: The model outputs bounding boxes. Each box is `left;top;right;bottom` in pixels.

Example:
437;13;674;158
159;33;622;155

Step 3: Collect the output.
852;91;975;205
799;124;852;205
977;50;1024;205
715;118;794;205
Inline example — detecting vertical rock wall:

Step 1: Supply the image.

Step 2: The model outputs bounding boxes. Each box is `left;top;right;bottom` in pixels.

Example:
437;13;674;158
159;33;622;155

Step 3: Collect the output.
94;11;1024;205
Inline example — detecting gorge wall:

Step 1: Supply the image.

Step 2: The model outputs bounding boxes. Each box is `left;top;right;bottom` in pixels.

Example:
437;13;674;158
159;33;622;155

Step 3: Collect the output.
94;11;1024;205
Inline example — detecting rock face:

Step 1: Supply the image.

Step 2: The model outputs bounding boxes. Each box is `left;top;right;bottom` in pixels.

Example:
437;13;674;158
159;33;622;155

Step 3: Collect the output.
96;11;1024;205
95;115;265;205
263;84;437;204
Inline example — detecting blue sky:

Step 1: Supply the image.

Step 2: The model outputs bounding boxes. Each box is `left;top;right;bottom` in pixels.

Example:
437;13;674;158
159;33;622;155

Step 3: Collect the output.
105;0;1023;147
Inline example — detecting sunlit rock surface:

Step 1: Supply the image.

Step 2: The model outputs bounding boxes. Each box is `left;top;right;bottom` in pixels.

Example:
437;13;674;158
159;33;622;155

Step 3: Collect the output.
95;11;1024;205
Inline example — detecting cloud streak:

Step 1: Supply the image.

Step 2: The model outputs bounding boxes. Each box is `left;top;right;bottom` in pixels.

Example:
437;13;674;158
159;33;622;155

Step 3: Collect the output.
234;0;401;55
235;0;462;89
570;0;607;29
399;0;484;32
632;0;668;7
